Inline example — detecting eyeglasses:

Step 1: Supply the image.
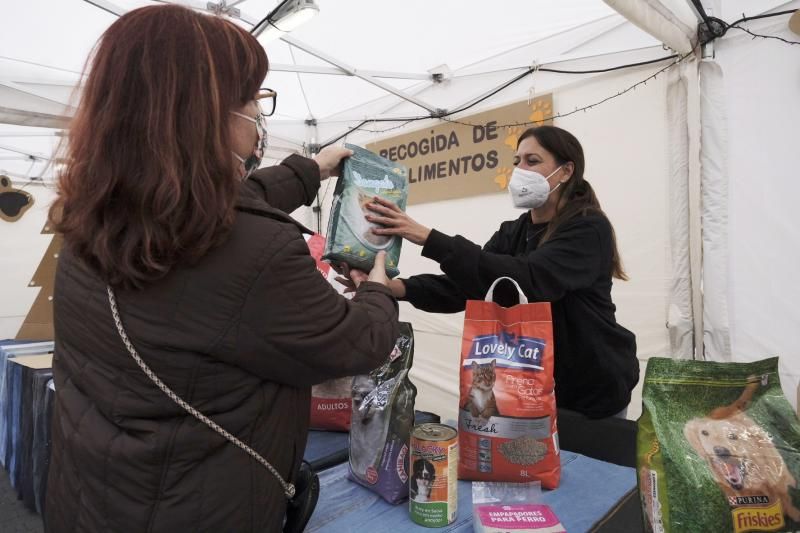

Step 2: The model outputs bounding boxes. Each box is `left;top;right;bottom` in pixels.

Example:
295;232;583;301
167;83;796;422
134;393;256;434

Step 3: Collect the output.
256;88;277;117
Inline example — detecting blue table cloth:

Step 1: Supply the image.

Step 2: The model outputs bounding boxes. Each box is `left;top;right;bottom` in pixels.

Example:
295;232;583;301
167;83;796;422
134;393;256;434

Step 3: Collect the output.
306;450;637;533
304;430;349;470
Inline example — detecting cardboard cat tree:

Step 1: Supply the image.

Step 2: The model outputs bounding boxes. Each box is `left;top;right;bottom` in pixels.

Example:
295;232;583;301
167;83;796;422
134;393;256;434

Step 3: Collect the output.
16;222;61;341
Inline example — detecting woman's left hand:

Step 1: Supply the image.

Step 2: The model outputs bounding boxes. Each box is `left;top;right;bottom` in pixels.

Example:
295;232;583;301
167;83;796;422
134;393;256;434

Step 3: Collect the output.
366;196;431;246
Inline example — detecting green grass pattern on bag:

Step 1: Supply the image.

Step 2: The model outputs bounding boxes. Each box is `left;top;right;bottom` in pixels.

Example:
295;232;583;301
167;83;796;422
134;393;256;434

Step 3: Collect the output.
638;357;800;533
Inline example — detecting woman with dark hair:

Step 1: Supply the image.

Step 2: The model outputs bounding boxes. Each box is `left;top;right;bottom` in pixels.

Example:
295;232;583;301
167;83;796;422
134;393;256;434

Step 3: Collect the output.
363;125;638;419
46;5;397;532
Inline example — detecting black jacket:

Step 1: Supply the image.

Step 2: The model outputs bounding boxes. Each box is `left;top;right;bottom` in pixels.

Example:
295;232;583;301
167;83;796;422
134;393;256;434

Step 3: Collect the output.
402;211;638;418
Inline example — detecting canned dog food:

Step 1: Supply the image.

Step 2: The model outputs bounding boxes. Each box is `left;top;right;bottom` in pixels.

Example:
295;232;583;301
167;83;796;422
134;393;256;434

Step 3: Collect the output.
410;423;458;527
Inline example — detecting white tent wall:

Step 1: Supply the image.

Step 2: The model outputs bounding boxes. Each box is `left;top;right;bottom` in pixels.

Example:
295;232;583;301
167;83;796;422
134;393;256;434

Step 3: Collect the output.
293;65;673;422
602;0;800;409
0;185;57;339
712;14;800;408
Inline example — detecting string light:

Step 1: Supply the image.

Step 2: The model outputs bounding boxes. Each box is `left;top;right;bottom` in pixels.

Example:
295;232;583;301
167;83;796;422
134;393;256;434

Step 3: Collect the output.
319;53;682;147
319;9;798;147
727;25;800;45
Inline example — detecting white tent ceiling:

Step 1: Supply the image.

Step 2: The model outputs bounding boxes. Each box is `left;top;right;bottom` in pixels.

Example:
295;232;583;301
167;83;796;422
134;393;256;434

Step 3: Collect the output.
0;0;666;180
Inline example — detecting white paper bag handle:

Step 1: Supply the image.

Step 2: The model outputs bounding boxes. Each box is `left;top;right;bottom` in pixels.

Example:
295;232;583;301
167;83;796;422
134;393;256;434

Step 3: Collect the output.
484;277;528;305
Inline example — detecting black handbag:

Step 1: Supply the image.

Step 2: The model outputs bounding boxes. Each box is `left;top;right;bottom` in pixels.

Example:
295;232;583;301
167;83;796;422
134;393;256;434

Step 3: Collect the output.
283;461;320;533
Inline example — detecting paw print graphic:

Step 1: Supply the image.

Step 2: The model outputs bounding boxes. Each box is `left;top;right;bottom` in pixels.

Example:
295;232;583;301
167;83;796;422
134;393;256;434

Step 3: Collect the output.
528;97;553;126
493;166;513;190
504;126;523;151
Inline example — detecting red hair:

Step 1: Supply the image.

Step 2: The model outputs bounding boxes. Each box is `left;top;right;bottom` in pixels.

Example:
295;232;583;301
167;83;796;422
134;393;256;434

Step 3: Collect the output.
51;4;268;288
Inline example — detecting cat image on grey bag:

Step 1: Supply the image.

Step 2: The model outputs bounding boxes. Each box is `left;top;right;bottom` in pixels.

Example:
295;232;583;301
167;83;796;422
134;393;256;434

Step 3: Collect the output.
348;322;416;504
349;374;397;477
463;360;501;421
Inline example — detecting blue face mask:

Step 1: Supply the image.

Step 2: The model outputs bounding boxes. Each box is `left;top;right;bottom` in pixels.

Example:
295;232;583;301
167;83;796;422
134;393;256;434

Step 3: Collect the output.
230;107;268;180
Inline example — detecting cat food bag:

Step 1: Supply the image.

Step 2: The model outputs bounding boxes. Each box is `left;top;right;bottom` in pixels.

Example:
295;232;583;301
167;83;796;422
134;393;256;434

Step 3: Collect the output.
305;233;355;431
310;376;353;432
458;277;560;489
348;322;417;503
638;357;800;533
322;143;408;278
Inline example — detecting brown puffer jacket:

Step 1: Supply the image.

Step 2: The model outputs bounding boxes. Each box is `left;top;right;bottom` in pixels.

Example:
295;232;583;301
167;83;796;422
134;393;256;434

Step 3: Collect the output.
45;155;399;532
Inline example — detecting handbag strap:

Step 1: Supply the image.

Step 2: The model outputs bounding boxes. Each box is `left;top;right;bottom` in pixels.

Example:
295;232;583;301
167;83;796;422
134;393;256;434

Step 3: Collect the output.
106;285;295;499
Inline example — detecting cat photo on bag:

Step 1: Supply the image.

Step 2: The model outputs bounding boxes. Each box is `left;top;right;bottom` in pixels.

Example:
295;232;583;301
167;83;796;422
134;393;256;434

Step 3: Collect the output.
463;360;501;422
348;374;388;476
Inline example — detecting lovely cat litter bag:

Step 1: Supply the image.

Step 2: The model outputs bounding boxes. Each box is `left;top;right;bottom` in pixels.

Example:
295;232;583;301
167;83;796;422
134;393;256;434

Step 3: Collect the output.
323;143;408;278
458;278;560;489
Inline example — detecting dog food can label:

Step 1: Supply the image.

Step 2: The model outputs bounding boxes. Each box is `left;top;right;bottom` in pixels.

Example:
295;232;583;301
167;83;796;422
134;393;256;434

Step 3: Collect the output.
410;423;458;527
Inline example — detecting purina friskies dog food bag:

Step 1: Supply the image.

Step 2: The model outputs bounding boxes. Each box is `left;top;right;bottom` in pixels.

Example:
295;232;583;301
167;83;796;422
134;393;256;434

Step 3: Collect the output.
638;357;800;533
323;143;408;278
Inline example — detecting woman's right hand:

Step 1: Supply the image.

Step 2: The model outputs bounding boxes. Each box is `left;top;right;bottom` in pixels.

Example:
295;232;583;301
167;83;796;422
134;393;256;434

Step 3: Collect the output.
334;252;406;297
313;145;353;180
365;251;389;286
335;251;389;291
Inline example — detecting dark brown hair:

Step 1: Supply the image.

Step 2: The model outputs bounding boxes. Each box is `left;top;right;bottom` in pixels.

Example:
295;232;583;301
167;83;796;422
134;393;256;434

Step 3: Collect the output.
517;125;628;281
50;5;268;289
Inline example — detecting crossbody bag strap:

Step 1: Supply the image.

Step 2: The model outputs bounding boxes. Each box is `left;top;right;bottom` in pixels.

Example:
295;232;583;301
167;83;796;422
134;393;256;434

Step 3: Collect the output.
106;285;295;499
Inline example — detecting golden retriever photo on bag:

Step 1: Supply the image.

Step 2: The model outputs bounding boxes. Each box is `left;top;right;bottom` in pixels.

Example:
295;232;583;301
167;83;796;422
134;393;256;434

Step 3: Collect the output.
684;377;800;524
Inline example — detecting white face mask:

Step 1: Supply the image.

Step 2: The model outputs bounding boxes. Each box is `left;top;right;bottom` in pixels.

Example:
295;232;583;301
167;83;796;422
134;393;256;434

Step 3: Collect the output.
508;165;564;209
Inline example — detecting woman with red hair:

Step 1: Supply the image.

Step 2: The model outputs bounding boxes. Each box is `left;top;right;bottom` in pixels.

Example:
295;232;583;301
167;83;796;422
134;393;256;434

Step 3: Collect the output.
45;5;397;532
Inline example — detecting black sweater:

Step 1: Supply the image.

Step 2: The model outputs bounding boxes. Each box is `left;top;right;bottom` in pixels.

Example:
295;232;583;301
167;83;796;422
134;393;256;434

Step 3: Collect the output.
402;211;639;419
